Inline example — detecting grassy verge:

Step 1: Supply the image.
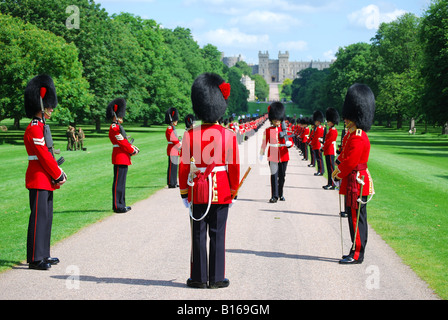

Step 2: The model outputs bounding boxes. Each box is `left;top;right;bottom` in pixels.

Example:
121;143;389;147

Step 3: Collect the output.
367;125;448;299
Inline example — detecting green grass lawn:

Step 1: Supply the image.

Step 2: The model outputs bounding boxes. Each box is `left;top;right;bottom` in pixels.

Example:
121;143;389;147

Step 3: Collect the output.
367;126;448;299
0;118;447;299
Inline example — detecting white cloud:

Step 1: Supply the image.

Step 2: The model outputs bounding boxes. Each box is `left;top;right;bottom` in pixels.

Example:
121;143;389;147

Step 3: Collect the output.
195;28;270;49
186;0;341;15
230;11;302;32
323;49;336;61
278;40;308;52
348;4;407;30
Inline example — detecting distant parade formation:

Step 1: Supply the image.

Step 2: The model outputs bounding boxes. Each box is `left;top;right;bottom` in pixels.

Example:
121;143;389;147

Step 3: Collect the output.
22;72;375;286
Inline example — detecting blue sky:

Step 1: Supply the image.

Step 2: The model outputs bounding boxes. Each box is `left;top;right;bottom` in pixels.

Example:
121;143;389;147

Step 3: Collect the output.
96;0;431;65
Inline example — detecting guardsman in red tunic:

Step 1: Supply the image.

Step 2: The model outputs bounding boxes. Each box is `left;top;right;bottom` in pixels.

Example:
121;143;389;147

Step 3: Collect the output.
179;73;240;289
24;75;67;270
332;84;375;264
300;118;310;161
322;108;340;190
165;108;181;188
311;110;325;176
260;102;293;203
107;98;139;214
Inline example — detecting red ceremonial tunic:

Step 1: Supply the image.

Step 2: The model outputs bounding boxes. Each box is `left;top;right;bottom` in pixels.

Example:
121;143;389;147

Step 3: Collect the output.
336;128;374;200
301;126;310;144
323;127;338;156
311;125;324;150
109;122;136;166
24;118;63;191
179;124;240;204
260;125;293;163
166;125;181;157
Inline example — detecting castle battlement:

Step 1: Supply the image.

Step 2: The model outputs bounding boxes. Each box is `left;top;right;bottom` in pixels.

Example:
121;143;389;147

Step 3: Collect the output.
255;51;333;83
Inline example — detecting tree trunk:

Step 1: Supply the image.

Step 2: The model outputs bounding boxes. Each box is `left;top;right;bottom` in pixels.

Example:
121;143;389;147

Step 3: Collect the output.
95;116;101;133
396;113;403;129
13;116;20;130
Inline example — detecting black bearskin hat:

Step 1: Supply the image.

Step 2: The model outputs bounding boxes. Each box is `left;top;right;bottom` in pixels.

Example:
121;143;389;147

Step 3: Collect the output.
24;75;58;118
185;113;195;129
106;98;126;120
326;107;340;125
342;84;376;132
165;107;179;125
191;73;229;123
268;102;285;122
313;110;324;124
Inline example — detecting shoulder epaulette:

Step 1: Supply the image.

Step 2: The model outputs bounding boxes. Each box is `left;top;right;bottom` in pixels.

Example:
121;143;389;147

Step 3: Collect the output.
356;129;363;136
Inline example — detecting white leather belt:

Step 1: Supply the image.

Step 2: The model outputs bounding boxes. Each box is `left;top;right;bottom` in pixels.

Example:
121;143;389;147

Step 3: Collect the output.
198;166;227;173
28;156;38;160
269;143;286;147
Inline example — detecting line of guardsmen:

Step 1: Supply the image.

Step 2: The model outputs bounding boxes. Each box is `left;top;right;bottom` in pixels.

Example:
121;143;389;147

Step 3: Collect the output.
22;72;374;283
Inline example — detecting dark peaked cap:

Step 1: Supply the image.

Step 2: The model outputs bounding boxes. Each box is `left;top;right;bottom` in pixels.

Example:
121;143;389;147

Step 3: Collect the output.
342;84;376;132
24;75;58;118
191;73;228;123
106;98;126;120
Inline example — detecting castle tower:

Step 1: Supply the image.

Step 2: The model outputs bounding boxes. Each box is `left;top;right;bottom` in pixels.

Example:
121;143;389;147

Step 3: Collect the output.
278;51;290;83
258;51;270;83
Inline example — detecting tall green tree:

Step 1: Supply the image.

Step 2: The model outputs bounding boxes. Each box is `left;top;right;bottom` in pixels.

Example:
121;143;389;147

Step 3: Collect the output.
371;13;424;129
327;43;373;112
420;0;448;134
0;13;91;128
291;68;330;112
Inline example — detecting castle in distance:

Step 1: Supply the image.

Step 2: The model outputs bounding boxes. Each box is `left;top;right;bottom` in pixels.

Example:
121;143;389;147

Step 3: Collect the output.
222;51;334;84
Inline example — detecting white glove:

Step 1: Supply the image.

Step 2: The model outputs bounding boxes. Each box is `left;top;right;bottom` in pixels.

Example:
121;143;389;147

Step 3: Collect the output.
285;141;293;148
259;154;265;162
182;198;189;209
229;199;237;209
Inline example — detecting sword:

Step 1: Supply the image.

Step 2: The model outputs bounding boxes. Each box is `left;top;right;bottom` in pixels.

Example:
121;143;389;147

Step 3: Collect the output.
352;175;365;251
231;167;252;201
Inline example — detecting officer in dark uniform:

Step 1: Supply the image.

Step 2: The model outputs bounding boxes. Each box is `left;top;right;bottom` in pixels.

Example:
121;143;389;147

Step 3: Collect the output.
332;84;376;264
107;98;139;213
24;75;67;270
179;73;240;289
165;108;181;188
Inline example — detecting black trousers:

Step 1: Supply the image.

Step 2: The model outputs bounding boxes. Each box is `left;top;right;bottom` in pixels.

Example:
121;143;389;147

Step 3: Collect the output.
113;165;128;211
309;146;315;165
167;156;179;187
346;197;368;261
27;189;53;263
301;142;308;160
190;204;229;283
269;161;288;199
325;155;335;186
314;149;324;174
